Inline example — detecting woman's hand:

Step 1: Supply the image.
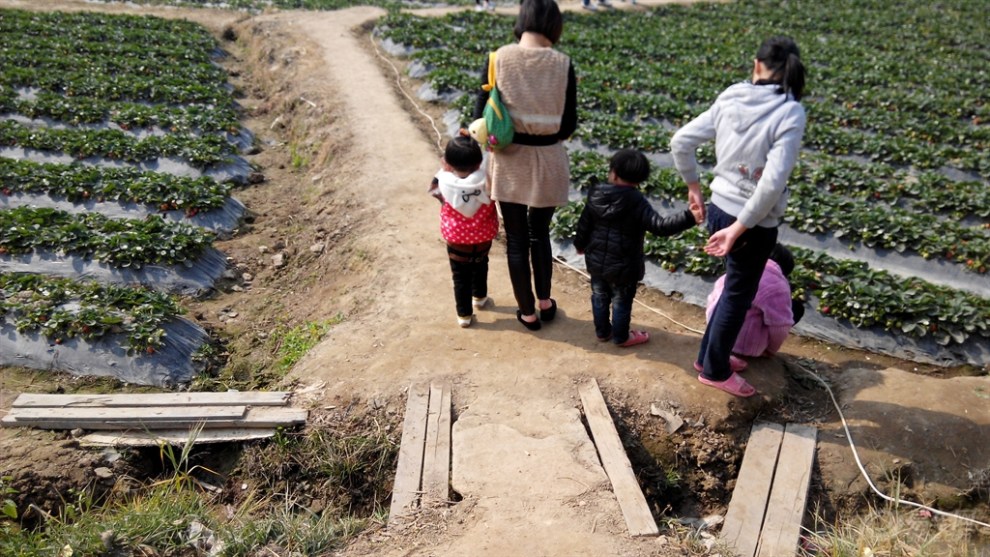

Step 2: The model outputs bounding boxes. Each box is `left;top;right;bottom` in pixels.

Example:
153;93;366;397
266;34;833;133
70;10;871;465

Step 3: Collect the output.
705;221;746;257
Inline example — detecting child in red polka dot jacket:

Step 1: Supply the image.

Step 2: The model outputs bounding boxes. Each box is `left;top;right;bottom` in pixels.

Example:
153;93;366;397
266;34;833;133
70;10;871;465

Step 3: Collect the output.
428;134;500;328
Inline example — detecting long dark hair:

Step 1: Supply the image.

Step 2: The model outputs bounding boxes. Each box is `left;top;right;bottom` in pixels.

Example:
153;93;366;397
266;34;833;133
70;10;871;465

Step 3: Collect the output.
756;36;805;101
514;0;563;44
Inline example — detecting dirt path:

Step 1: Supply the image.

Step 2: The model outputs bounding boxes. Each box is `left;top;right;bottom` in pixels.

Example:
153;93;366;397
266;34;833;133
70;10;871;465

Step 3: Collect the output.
1;1;988;554
271;7;720;554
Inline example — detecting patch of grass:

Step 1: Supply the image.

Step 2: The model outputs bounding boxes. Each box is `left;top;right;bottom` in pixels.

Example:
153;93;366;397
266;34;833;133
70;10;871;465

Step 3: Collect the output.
802;502;989;556
189;315;343;391
0;470;217;556
288;142;310;170
273;317;343;375
237;412;398;517
218;497;364;556
0;414;394;556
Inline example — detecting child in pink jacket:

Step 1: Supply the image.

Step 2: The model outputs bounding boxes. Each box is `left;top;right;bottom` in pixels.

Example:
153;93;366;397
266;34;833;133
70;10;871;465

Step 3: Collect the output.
706;244;803;357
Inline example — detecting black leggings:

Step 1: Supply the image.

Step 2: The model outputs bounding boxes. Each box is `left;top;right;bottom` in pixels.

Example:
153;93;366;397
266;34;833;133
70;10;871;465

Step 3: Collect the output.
448;242;491;318
498;201;556;316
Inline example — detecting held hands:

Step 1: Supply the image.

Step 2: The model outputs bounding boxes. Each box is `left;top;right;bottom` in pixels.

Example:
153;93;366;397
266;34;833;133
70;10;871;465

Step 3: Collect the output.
705;221;746;257
686;182;706;224
689;201;705;224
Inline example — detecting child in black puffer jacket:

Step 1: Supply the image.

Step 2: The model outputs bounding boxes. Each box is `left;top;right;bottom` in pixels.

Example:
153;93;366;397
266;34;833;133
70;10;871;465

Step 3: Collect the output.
574;149;703;346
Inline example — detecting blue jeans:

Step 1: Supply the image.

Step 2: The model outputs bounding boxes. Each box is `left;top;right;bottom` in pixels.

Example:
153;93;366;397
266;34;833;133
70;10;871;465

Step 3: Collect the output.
498;202;556;316
591;277;638;344
698;203;777;381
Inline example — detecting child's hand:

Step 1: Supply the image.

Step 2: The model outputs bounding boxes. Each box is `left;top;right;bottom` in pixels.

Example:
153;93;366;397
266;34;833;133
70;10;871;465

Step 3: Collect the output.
689;201;705;224
428;180;443;203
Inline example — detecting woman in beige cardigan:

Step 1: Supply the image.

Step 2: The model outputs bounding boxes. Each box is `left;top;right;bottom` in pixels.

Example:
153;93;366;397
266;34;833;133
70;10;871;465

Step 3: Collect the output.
473;0;577;331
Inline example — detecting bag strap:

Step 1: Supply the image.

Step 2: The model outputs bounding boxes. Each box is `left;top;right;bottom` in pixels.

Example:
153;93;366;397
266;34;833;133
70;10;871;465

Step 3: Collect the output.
482;52;496;93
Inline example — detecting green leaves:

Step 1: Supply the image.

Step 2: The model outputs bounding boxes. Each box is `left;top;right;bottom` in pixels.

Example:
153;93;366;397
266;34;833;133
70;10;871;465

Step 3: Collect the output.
0;120;234;168
0;272;183;353
0;207;214;268
0;157;232;211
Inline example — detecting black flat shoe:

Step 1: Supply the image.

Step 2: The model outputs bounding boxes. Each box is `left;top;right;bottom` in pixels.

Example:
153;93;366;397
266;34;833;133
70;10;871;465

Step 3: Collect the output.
516;310;541;331
538;298;557;322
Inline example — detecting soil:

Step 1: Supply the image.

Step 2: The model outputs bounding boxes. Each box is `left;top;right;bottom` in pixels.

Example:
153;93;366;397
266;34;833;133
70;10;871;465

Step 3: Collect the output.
1;0;988;555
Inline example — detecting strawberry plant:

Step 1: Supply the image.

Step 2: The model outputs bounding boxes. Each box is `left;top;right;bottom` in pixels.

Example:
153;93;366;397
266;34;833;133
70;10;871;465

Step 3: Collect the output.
0;207;214;268
0;157;233;210
0;120;234;168
0;272;183;353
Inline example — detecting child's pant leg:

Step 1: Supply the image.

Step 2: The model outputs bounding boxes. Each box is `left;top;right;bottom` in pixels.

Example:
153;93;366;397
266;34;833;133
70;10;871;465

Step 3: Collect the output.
609;282;638;344
590;277;613;339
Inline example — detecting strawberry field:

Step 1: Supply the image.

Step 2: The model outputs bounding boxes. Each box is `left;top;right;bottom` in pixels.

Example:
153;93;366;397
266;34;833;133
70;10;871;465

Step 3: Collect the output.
375;0;990;367
0;10;251;385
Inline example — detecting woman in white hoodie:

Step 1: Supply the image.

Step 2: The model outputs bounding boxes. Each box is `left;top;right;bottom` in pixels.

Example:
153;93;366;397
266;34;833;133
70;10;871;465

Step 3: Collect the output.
670;36;807;397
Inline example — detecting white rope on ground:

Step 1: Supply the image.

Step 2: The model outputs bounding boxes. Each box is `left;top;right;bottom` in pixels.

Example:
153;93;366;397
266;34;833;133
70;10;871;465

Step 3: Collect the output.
790;359;990;530
369;27;990;531
555;255;990;530
552;255;706;335
368;33;445;154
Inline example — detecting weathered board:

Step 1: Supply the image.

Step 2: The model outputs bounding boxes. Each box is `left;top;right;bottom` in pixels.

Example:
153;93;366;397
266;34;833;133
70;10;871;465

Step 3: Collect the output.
756;423;817;557
721;422;786;557
579;378;659;537
80;428;278;447
12;392;291;408
389;383;431;523
1;406;307;430
422;382;452;505
8;405;247;422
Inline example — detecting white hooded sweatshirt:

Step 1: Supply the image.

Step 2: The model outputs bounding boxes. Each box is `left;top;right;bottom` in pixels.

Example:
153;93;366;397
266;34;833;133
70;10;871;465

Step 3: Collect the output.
670;81;806;229
435;168;490;219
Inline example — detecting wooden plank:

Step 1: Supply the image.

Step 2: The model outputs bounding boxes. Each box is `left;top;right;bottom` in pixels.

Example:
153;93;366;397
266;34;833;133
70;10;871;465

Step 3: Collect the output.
12;392;291;408
579;378;659;537
421;382;452;505
79;428;278;447
1;406;307;430
756;424;817;557
389;383;430;523
721;422;785;557
10;405;247;422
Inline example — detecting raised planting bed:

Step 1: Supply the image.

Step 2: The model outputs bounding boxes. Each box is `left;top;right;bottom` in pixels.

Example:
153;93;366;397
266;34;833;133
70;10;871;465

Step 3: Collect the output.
0;157;246;235
0;272;180;353
0;9;254;383
0;207;227;296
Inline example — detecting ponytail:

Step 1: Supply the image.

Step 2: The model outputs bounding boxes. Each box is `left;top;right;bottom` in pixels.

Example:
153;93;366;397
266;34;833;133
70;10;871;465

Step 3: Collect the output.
755;36;805;101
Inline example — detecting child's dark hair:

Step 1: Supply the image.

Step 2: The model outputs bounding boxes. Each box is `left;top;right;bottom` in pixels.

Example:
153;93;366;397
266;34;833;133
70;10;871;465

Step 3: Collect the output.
444;135;483;173
609;149;651;185
756;36;805;101
514;0;563;44
769;243;795;277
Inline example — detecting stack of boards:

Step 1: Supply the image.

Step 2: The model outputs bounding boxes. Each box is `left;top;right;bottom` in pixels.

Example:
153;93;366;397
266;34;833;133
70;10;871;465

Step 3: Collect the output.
1;391;306;446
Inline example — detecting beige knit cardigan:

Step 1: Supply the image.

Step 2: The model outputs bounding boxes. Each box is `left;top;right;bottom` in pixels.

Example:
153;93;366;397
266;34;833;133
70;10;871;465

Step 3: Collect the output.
487;44;571;208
